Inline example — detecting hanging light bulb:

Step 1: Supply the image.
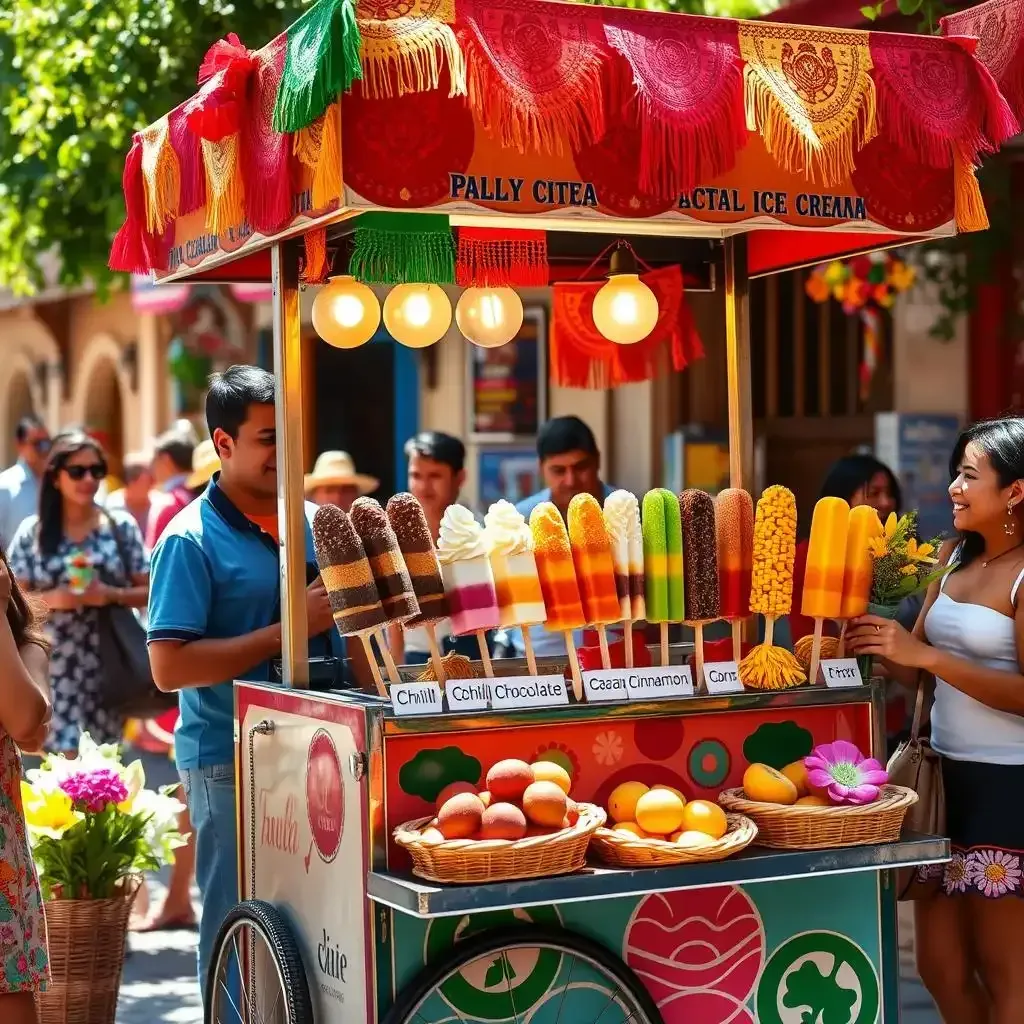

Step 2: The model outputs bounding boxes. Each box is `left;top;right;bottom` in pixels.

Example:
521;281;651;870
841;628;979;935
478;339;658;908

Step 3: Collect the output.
311;275;381;349
591;245;660;345
383;284;452;349
455;287;524;348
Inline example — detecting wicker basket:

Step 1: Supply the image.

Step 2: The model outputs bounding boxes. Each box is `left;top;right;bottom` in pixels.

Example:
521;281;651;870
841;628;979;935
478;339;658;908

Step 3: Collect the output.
590;814;757;868
36;875;141;1024
718;785;918;850
394;803;606;883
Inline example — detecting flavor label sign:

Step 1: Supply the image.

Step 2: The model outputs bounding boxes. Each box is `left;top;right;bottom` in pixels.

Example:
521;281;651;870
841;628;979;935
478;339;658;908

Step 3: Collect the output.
444;679;492;713
583;667;695;702
819;659;864;689
390;682;444;717
489;675;570;710
703;661;744;695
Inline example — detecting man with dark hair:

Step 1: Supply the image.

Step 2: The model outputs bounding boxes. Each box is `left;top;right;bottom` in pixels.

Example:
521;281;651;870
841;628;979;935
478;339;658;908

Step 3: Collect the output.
105;452;155;535
145;425;198;548
0;414;50;549
146;365;336;992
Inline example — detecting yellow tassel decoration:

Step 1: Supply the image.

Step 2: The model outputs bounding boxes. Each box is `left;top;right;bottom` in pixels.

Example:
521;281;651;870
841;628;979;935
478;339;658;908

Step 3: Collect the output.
312;102;342;210
140;117;180;234
739;644;807;690
201;136;245;235
954;149;990;233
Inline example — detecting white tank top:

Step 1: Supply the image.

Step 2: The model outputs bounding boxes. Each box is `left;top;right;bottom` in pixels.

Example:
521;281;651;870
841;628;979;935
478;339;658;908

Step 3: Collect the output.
926;551;1024;764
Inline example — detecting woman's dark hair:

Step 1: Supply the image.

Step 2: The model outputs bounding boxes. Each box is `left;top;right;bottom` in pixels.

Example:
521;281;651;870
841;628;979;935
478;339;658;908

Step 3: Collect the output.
38;430;106;558
4;550;49;651
950;417;1024;567
818;454;903;513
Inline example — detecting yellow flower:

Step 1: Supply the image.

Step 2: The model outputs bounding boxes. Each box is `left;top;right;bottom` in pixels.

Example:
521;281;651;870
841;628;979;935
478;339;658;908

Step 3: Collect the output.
868;536;889;559
20;782;82;839
900;564;918;576
884;513;899;540
906;538;937;564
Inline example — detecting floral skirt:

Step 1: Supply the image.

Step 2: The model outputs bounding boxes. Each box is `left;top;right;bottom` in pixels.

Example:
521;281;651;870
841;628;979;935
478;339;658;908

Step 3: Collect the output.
918;756;1024;898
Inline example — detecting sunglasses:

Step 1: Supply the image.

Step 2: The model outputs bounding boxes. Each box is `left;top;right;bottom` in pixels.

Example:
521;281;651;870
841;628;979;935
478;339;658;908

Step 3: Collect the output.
63;463;107;482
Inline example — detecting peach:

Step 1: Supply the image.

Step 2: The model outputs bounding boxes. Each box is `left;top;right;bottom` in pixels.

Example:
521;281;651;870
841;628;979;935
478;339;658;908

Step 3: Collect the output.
435;781;477;811
522;780;568;827
436;792;485;839
530;761;572;795
486;759;535;802
480;802;527;841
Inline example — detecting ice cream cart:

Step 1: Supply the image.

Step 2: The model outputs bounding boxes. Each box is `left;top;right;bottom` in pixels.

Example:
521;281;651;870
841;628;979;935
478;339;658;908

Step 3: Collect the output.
109;0;1024;1020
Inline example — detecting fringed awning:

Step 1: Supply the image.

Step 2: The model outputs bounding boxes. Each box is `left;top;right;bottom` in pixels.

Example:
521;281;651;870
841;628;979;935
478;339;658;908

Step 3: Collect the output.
455;228;548;287
348;212;456;284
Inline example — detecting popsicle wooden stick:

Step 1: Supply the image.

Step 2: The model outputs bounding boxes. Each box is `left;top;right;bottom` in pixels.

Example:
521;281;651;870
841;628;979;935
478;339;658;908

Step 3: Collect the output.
375;631;402;685
565;637;583;701
693;622;707;689
522;631;539;676
837;621;848;658
731;620;743;661
624;621;634;668
808;618;825;684
476;631;494;677
764;617;776;647
660;622;669;666
597;625;612;669
360;635;388;698
425;628;447;683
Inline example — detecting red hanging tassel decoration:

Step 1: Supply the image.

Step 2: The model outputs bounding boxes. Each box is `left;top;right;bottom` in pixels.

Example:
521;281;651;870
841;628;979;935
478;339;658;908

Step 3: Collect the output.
302;228;329;284
186;34;258;141
109;133;162;273
169;106;206;215
455;228;548;287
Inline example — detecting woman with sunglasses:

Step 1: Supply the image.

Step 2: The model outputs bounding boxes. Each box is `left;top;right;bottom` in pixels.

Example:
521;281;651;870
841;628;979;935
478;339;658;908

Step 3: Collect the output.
7;431;149;755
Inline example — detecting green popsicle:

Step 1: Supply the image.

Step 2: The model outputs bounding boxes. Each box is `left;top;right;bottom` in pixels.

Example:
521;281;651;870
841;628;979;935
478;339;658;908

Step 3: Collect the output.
642;489;684;622
664;489;684;620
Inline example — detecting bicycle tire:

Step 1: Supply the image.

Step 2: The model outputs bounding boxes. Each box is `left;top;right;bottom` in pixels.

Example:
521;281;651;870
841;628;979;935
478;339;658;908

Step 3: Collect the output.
204;898;314;1024
383;924;663;1024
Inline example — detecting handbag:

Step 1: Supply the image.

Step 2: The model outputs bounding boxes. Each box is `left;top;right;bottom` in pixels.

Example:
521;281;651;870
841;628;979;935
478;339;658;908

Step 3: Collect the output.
95;514;176;719
886;674;946;900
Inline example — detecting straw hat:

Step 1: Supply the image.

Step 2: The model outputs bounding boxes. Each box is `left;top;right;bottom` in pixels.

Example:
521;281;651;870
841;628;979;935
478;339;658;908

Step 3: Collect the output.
304;451;378;495
187;439;220;489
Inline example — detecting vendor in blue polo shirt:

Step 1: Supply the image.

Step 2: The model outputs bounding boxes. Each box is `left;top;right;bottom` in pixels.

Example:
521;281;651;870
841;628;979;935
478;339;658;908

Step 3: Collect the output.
147;365;336;993
509;416;614;659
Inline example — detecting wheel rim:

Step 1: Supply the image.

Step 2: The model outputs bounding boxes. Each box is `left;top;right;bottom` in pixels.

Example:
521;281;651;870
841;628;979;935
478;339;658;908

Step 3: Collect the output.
209;918;291;1024
400;939;654;1024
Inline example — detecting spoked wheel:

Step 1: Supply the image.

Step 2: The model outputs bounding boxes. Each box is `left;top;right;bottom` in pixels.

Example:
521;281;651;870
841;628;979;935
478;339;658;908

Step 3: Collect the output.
383;925;663;1024
204;900;314;1024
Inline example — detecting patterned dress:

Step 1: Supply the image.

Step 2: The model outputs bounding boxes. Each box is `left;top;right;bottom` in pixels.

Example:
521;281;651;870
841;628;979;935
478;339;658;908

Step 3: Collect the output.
0;730;47;992
7;510;149;753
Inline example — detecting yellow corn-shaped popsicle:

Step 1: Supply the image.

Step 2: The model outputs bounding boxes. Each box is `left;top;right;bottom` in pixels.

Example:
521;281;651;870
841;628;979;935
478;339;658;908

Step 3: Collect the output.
749;485;798;618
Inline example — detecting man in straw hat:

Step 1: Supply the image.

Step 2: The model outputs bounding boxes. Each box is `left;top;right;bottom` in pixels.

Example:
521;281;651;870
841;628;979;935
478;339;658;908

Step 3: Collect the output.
304;450;378;512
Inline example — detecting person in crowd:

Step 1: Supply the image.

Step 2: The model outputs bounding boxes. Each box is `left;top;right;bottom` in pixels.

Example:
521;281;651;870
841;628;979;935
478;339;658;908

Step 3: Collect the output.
8;431;149;756
388;431;480;664
847;418;1024;1023
0;417;51;551
304;450;378;512
145;427;198;549
105;453;155;537
146;366;336;992
512;417;614;657
0;553;51;1024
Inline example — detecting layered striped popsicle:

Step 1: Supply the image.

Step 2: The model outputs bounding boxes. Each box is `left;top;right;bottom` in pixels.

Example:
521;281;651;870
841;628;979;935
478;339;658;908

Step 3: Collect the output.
604;489;645;621
801;497;851;621
483;500;546;627
436;504;500;635
529;502;586;633
715;488;753;621
350;497;420;623
641;489;684;623
568;493;622;627
385;492;450;626
840;504;883;620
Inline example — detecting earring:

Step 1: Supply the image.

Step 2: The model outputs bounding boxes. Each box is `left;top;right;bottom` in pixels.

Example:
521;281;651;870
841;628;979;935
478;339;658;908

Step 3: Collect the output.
1006;501;1017;536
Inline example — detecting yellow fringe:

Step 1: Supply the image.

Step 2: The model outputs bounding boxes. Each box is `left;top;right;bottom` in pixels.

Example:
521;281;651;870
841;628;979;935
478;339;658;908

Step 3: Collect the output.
312;102;342;209
140;117;180;234
201;136;245;235
954;149;990;232
293;116;323;169
738;643;807;690
358;18;466;99
302;228;328;284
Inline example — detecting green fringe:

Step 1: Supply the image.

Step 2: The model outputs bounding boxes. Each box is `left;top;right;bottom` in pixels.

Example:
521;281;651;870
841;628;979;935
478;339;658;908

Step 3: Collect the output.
349;213;455;285
273;0;362;134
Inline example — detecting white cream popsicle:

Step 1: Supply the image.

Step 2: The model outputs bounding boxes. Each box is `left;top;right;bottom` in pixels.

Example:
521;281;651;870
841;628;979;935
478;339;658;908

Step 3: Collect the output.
604;490;646;621
484;500;547;627
436;504;501;636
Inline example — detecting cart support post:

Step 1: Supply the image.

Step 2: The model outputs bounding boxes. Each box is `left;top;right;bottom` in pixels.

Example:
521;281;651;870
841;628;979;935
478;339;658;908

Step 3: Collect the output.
271;240;309;688
723;235;754;493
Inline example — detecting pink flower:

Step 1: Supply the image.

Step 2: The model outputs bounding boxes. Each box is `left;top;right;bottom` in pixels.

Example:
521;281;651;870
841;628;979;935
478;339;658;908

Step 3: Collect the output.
967;849;1021;898
58;768;128;813
803;740;888;805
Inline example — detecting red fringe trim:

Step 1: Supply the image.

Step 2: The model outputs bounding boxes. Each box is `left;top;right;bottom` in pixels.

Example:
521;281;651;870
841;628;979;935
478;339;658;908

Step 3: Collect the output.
302;229;329;284
455;228;548;287
109;134;162;274
169;108;206;215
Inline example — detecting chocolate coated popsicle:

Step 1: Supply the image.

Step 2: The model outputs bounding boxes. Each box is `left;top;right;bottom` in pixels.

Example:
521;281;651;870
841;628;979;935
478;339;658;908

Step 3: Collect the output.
385;493;450;626
350;496;420;623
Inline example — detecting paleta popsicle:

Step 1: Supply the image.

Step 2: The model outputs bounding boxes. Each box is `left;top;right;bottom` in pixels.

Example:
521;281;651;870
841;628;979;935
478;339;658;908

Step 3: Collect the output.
838;505;883;654
568;493;622;669
604;490;645;668
529;501;586;699
715;488;754;660
642;488;684;666
386;492;450;682
312;504;388;696
436;504;500;676
483;500;546;675
801;496;851;685
350;496;420;685
680;489;720;689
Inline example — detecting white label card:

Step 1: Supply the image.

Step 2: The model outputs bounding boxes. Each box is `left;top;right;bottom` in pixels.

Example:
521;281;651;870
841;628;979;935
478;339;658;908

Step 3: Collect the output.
444;679;492;713
819;658;863;688
703;661;744;695
582;670;630;703
584;667;695;702
489;675;570;710
390;682;444;717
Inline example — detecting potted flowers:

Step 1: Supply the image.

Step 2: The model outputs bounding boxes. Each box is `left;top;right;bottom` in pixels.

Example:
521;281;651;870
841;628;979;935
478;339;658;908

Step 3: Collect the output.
21;734;184;1024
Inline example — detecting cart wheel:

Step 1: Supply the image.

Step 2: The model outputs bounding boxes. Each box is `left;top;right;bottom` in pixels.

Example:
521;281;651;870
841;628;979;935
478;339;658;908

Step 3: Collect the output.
383;924;663;1024
205;899;314;1024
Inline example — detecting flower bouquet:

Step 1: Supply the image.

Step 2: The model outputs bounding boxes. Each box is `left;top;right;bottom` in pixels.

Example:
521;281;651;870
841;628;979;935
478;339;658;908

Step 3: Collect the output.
22;734;184;1024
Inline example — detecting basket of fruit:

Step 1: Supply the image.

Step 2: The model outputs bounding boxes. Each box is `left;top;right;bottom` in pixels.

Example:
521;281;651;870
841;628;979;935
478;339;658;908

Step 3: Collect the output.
393;758;606;884
589;782;757;866
718;745;918;850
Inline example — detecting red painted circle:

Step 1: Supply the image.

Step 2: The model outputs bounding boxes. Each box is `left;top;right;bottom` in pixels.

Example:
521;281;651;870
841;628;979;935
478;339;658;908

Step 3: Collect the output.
306;728;344;863
633;717;685;762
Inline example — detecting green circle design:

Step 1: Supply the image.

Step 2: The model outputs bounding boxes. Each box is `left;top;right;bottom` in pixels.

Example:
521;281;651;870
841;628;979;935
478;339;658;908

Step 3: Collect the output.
688;739;730;788
425;907;562;1021
756;930;880;1024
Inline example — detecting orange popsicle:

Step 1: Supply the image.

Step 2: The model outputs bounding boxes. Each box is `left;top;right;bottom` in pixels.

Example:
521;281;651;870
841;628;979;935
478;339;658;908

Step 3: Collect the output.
716;489;753;620
529;503;586;633
801;497;851;620
840;505;883;619
568;493;622;626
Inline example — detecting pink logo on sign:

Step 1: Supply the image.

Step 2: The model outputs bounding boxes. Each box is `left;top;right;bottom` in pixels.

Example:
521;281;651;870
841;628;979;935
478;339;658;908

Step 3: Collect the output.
306;729;344;863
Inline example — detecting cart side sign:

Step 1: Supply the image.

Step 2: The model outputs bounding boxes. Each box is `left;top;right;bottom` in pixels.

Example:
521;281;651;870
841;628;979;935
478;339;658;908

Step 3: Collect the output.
306;728;345;865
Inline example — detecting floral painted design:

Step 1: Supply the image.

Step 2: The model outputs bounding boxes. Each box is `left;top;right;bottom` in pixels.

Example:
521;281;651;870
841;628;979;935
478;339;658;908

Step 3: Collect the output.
592;731;624;767
967;850;1022;898
0;730;48;993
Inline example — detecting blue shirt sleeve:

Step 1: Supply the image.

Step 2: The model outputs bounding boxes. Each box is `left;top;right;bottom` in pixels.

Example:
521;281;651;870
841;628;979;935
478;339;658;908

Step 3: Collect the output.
148;533;211;642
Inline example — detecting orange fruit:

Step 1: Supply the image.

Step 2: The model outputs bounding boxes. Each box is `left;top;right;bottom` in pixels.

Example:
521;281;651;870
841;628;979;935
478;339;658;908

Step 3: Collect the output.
742;763;798;805
781;761;810;797
635;789;686;835
679;800;728;840
795;795;830;807
613;822;649;838
652;784;687;804
608;782;649;824
676;830;716;849
530;761;572;795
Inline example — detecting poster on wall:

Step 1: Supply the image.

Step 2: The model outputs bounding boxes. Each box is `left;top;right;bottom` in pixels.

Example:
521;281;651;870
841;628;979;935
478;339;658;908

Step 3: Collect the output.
467;307;546;442
663;428;731;494
477;447;541;511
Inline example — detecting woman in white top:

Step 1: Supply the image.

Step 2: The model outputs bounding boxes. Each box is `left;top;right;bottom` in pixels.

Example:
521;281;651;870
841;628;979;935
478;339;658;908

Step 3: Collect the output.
848;417;1024;1024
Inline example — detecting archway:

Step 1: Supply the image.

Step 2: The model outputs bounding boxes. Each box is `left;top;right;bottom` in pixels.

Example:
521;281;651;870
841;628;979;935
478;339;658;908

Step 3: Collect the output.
5;370;34;449
71;334;131;479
